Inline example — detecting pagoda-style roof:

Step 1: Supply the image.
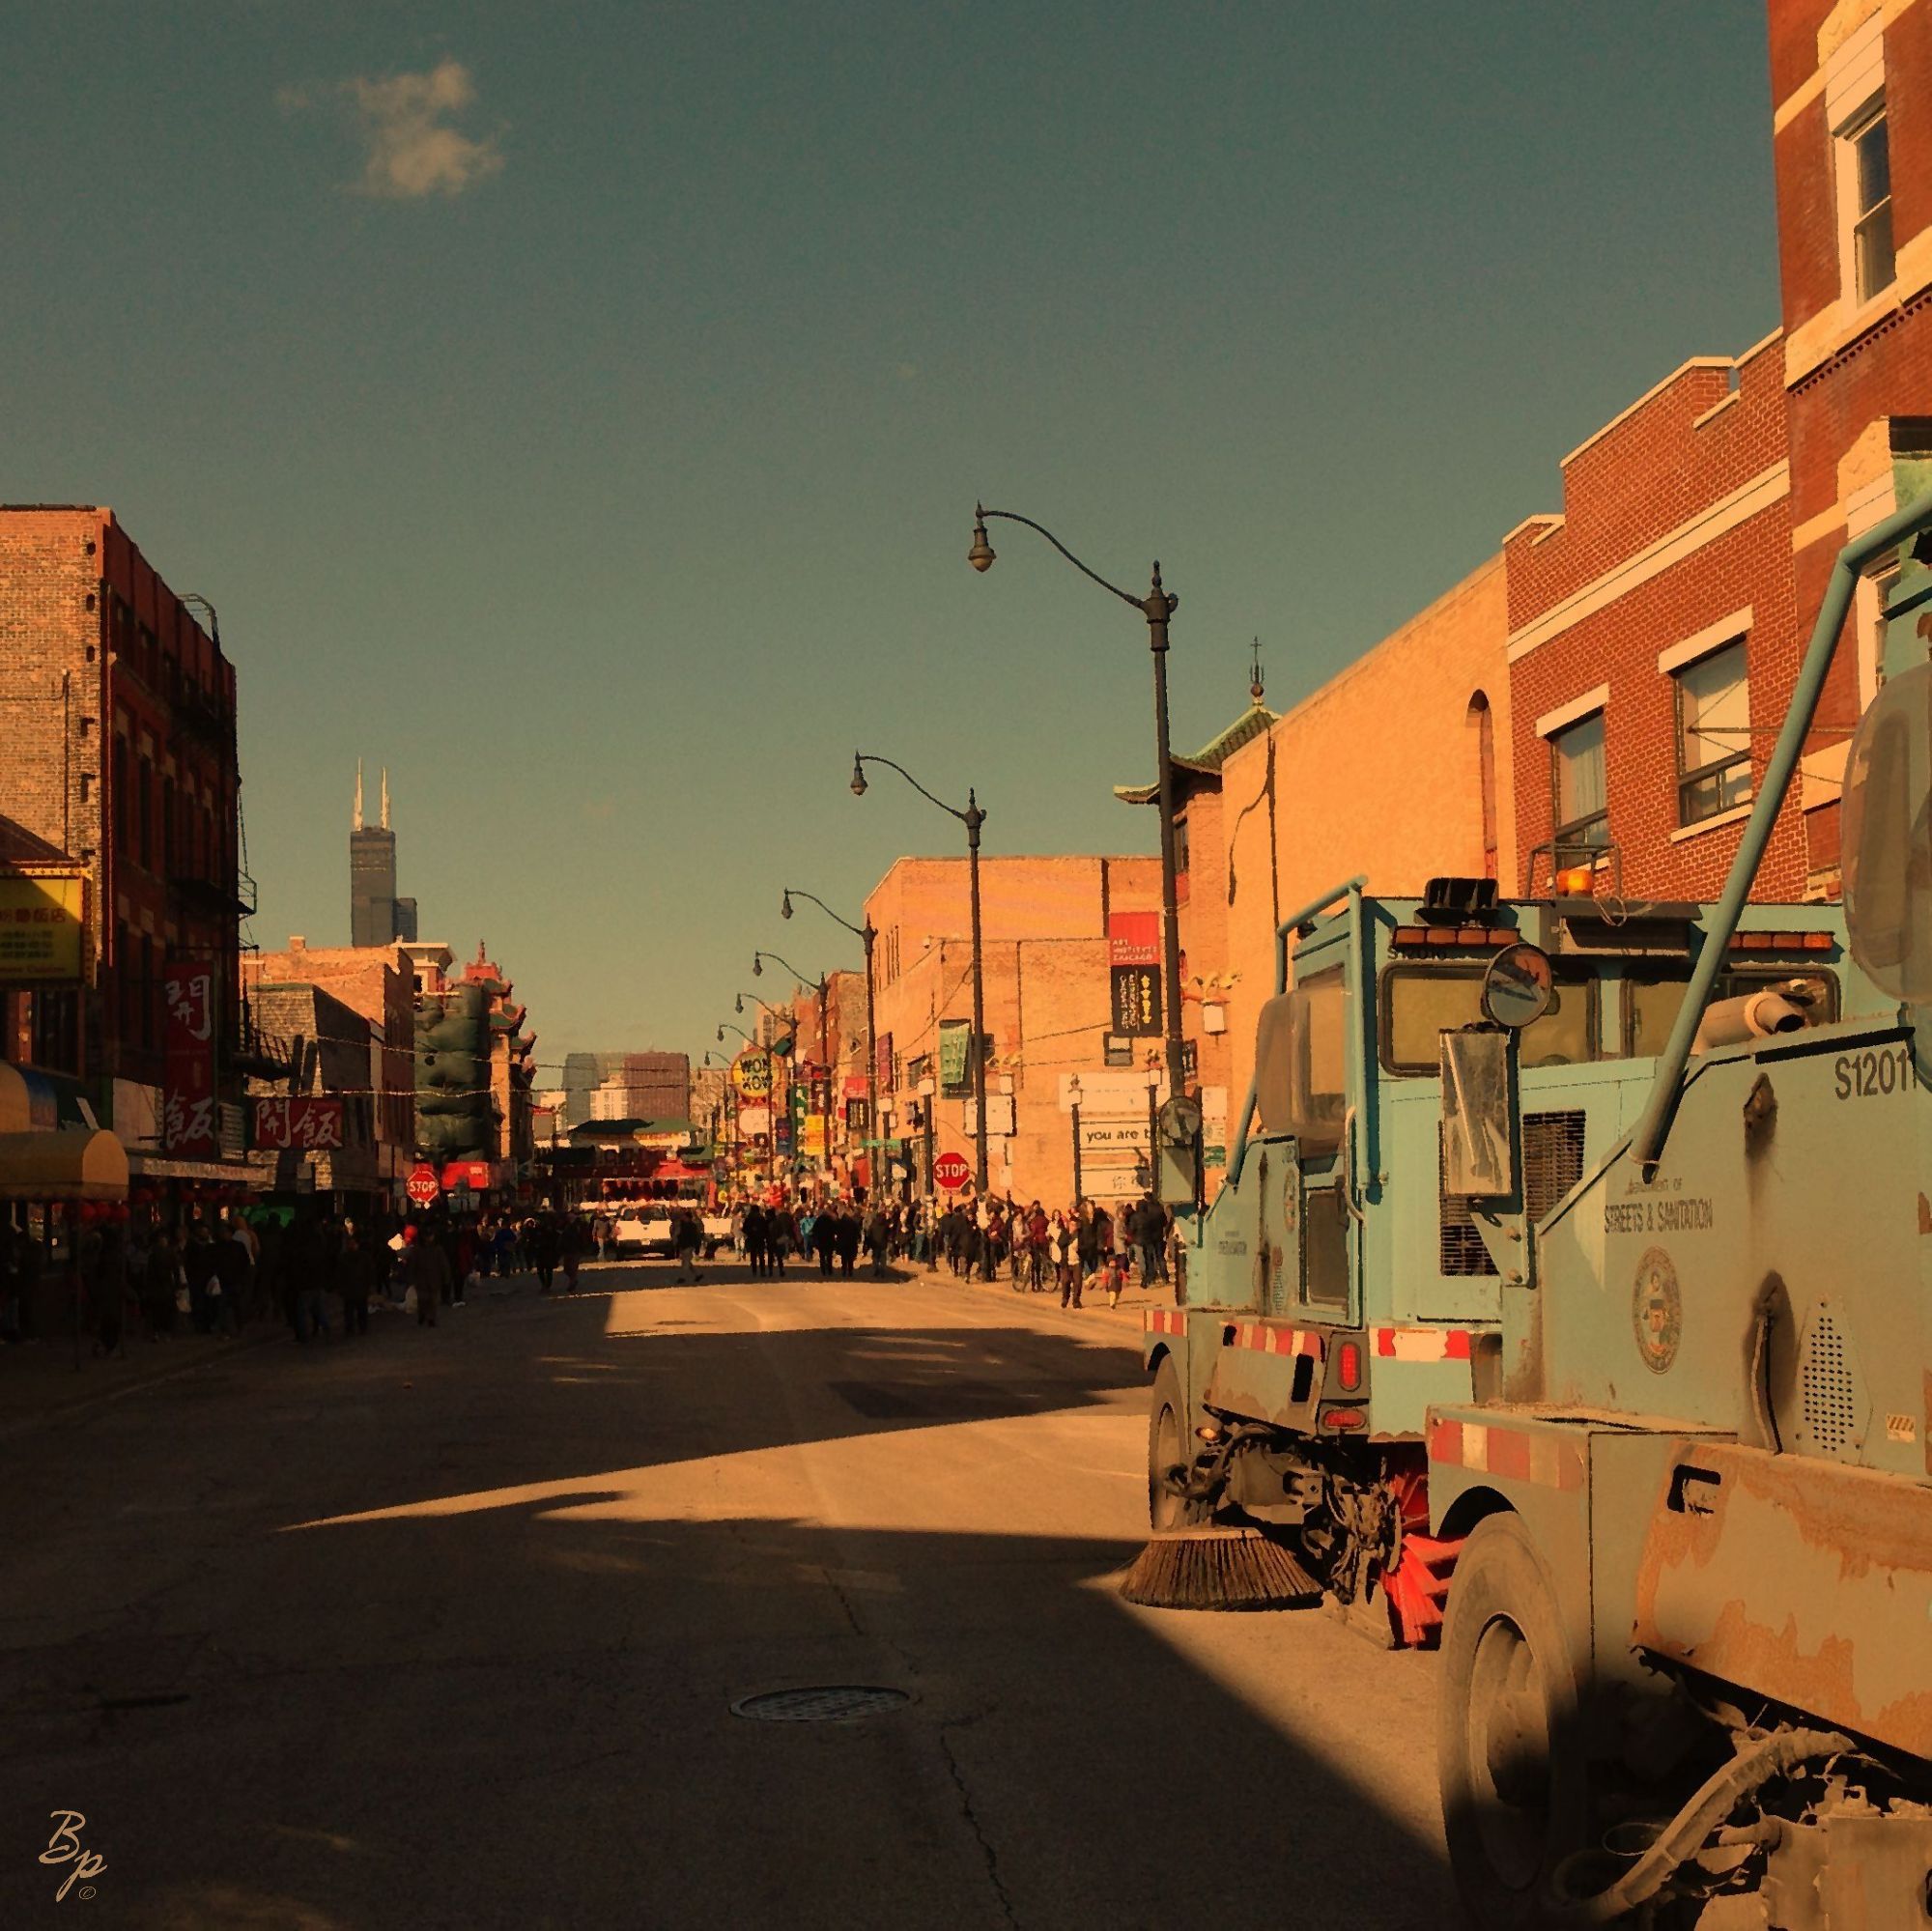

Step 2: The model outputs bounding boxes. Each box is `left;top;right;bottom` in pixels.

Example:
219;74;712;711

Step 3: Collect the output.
1114;700;1277;805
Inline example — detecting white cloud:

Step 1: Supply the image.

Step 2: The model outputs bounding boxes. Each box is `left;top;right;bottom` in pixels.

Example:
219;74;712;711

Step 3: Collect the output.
289;57;504;200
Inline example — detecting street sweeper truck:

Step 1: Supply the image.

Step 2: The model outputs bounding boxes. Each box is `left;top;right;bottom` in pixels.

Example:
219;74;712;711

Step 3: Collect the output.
1132;494;1932;1924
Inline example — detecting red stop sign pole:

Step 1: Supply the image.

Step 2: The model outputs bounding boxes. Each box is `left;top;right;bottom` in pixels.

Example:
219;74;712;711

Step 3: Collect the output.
406;1164;441;1207
932;1150;972;1194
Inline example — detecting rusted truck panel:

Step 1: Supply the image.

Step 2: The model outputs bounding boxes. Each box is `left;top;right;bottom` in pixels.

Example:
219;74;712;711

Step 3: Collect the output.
1633;1441;1932;1759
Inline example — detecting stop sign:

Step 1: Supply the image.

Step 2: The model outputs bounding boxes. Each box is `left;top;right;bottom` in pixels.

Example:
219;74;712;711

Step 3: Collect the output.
406;1164;440;1207
932;1150;972;1194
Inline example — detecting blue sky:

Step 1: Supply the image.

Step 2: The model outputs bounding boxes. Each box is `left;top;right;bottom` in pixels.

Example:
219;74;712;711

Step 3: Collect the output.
5;3;1785;1071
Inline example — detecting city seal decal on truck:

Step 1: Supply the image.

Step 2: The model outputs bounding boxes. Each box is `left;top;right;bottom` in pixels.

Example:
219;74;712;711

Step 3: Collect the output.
1633;1245;1683;1374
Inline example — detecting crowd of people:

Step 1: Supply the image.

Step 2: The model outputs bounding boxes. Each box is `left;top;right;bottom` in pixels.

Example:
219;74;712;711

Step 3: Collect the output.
2;1186;1173;1358
0;1206;605;1354
704;1190;1172;1310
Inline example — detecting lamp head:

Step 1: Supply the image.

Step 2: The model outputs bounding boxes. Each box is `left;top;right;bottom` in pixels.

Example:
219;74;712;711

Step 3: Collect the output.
716;1026;724;1042
849;754;867;798
753;954;763;978
735;994;744;1013
967;509;995;573
781;891;794;922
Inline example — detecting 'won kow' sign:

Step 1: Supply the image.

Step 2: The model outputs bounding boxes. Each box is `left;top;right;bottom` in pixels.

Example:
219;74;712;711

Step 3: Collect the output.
162;960;219;1158
253;1096;345;1152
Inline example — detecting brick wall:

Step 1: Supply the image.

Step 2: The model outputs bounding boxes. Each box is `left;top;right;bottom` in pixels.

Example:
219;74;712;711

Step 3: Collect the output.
0;506;242;1096
1504;338;1810;903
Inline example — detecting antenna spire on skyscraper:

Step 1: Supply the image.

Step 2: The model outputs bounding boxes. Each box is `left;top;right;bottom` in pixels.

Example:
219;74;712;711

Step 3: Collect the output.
354;759;364;831
381;767;389;831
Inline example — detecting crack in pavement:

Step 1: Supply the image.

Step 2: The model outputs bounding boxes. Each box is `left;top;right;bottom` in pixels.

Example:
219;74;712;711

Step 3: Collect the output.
937;1719;1022;1930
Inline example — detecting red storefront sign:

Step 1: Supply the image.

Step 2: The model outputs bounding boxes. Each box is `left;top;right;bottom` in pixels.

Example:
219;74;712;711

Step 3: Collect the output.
440;1160;493;1191
162;959;218;1157
1107;911;1159;966
253;1096;345;1150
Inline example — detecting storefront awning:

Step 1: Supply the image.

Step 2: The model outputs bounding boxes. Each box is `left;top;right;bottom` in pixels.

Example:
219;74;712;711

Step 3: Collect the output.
0;1128;128;1201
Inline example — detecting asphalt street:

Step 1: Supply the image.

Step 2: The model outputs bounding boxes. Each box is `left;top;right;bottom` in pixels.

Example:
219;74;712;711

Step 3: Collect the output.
0;1263;1452;1929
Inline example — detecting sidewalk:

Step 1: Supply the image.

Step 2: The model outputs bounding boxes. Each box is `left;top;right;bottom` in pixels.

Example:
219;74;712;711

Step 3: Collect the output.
910;1257;1171;1330
0;1321;284;1438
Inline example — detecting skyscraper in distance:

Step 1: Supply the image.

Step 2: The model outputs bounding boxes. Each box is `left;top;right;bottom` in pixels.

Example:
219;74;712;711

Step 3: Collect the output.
350;762;415;946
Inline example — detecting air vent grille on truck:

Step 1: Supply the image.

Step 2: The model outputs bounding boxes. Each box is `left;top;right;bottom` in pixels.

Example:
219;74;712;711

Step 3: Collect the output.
1438;1110;1586;1276
1800;1308;1859;1454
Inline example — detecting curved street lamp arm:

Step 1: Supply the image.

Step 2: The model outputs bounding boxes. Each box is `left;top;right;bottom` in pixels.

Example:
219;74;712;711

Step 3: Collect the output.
782;887;867;940
753;949;825;988
736;990;786;1019
854;752;970;825
978;506;1145;611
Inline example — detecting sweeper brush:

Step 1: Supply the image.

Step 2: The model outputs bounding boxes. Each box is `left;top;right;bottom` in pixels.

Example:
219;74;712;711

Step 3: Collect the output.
1119;1525;1322;1610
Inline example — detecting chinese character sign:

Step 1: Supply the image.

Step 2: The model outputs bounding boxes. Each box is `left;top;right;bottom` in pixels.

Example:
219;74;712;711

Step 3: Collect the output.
0;874;85;981
162;959;218;1157
253;1097;345;1151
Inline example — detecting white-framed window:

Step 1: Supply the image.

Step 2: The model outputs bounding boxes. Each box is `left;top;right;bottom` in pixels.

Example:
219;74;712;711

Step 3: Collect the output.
1550;711;1608;856
1672;639;1752;826
1839;95;1895;304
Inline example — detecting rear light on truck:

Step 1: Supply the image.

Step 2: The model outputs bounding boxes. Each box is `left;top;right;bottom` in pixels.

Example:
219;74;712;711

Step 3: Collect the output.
1336;1342;1363;1392
1321;1407;1365;1433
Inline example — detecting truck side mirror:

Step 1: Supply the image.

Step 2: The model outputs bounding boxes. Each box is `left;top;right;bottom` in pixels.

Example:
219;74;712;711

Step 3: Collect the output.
1156;1094;1205;1208
1439;1027;1517;1199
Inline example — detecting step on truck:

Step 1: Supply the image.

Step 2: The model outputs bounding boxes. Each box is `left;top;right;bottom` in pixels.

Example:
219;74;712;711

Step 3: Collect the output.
1145;494;1932;1924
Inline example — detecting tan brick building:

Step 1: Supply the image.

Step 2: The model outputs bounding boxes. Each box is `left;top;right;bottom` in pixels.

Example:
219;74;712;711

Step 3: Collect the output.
864;854;1161;1207
1213;559;1516;1114
243;937;417;1202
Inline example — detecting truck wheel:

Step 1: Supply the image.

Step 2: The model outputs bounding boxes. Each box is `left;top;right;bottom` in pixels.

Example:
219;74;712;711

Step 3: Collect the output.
1438;1514;1588;1929
1148;1356;1207;1532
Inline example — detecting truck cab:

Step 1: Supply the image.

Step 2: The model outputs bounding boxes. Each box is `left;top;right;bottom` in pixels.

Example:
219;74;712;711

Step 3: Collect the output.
1146;874;1859;1645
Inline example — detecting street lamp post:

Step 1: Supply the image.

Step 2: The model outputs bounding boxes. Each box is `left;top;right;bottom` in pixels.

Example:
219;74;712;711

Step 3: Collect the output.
1145;1051;1163;1196
782;887;878;1187
754;949;829;1192
968;505;1185;1104
1067;1072;1084;1204
851;753;989;1192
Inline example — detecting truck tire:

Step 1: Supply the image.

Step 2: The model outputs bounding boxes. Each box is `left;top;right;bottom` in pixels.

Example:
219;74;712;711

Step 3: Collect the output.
1437;1513;1589;1929
1148;1356;1208;1532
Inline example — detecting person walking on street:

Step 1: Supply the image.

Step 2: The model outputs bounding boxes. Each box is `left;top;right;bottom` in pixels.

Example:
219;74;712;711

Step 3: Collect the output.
865;1206;889;1279
673;1207;703;1284
812;1207;837;1278
530;1214;558;1294
744;1204;769;1280
336;1223;374;1336
286;1219;329;1343
836;1204;861;1279
1059;1216;1085;1310
401;1224;451;1327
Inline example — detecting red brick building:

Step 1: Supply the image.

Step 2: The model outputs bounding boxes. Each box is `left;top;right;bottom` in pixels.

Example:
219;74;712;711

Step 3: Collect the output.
1506;1;1932;904
0;506;255;1188
1504;335;1806;900
1772;0;1932;887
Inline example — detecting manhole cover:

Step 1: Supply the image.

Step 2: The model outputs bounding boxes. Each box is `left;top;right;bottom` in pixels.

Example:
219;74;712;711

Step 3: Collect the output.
730;1686;911;1723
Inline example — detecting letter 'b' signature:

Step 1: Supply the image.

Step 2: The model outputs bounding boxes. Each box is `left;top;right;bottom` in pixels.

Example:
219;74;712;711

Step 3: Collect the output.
41;1811;105;1902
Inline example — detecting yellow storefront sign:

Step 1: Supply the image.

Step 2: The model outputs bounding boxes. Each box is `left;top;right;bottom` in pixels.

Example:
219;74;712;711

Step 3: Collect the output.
730;1051;773;1099
0;874;84;982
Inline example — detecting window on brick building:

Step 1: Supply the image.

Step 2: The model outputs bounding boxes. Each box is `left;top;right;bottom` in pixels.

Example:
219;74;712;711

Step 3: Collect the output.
1842;98;1894;303
111;736;128;853
1674;639;1751;826
161;778;176;875
137;755;154;869
1550;712;1608;855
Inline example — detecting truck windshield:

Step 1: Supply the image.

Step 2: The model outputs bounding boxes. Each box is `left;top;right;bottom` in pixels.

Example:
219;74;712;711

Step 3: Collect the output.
1627;968;1839;1056
1843;659;1932;1002
1383;966;1592;1072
